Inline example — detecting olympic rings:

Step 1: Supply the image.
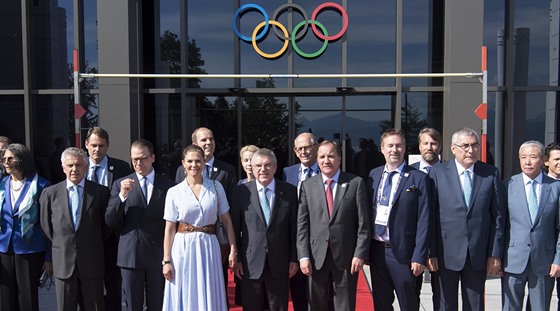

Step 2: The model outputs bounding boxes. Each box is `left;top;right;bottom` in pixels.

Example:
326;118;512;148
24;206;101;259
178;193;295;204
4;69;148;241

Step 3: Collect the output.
232;2;349;59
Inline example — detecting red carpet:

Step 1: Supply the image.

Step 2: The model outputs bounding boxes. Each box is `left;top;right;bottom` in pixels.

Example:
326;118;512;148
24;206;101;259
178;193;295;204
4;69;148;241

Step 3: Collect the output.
227;271;373;310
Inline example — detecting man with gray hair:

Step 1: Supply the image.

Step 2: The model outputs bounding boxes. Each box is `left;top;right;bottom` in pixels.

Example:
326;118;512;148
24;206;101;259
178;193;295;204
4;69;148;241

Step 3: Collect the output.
502;140;560;310
428;127;505;310
231;148;299;311
40;147;111;310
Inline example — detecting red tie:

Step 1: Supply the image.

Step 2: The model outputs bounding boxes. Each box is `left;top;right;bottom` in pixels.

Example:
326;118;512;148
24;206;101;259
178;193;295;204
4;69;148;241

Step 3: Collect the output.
326;179;334;217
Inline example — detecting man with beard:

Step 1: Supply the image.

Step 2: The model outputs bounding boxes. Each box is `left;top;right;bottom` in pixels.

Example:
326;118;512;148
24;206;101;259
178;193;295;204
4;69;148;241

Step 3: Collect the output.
411;128;442;173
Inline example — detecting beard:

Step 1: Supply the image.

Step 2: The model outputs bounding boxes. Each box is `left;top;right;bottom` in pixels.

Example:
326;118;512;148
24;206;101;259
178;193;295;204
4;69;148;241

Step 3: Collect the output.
422;152;438;163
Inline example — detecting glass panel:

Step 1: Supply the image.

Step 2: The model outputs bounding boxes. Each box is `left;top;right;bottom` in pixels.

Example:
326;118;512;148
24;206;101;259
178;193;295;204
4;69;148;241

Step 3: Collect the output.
514;0;551;86
0;96;24;142
0;1;23;89
521;92;546;142
483;0;505;88
402;0;430;87
347;0;395;87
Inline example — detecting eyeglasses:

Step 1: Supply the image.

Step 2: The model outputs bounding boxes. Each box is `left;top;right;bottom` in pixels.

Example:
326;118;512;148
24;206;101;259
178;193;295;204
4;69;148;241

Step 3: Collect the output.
294;145;315;153
1;156;15;163
453;143;480;151
131;155;152;164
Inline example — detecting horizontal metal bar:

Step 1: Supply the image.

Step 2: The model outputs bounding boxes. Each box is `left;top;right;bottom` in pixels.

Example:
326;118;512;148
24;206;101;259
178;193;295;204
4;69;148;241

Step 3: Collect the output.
80;72;484;79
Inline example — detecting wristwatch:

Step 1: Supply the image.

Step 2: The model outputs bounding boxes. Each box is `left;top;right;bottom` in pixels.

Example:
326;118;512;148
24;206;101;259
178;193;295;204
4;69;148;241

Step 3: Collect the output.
162;260;171;266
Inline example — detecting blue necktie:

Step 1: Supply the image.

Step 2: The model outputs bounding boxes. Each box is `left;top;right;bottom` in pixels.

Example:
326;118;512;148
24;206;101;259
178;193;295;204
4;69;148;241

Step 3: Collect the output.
71;185;81;230
204;165;211;179
376;171;395;235
528;180;539;224
142;177;149;204
463;170;472;208
90;166;99;183
259;187;271;225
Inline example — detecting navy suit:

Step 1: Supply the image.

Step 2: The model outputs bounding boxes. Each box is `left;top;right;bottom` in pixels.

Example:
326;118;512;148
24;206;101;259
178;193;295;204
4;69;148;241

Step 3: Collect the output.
368;164;430;310
429;160;505;310
231;179;298;311
105;172;174;310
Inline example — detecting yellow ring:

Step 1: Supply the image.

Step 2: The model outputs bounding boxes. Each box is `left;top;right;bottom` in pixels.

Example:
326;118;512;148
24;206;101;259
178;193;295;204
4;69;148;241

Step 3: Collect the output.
252;21;289;59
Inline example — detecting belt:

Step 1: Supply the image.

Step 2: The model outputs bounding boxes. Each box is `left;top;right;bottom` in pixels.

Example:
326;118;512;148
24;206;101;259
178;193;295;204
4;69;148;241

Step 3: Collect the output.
177;222;216;234
374;239;391;248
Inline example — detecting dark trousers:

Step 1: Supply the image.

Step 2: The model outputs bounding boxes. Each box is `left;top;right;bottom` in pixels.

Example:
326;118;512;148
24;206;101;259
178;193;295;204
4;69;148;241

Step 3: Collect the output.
370;240;420;311
104;233;122;311
121;267;165;310
0;248;45;311
242;258;289;311
435;254;486;311
308;248;358;311
290;270;308;311
54;265;105;311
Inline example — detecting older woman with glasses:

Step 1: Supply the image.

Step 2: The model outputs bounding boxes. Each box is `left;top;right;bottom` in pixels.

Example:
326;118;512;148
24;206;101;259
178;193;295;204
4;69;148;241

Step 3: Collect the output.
0;143;51;311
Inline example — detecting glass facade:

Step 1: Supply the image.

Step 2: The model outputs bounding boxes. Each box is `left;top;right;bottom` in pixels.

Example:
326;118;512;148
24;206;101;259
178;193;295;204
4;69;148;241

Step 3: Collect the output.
1;0;559;178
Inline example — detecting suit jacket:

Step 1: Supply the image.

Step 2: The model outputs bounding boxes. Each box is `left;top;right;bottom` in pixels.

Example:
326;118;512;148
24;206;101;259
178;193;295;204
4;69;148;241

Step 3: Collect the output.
231;179;298;279
283;163;319;188
502;173;560;276
297;171;371;271
410;162;421;170
106;156;132;188
105;173;174;269
175;159;236;200
368;165;430;265
39;180;110;279
429;160;505;271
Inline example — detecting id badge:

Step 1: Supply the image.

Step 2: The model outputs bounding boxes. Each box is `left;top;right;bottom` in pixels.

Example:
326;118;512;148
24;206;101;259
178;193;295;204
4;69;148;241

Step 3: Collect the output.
375;205;390;226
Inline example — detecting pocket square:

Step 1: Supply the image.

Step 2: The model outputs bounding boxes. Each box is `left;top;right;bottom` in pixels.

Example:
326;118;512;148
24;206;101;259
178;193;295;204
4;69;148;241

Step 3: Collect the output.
406;185;418;192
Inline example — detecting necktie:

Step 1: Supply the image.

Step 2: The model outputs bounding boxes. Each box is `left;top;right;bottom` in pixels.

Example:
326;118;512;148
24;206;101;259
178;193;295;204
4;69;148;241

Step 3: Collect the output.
424;166;431;173
259;187;271;225
142;177;149;204
463;170;472;208
204;165;211;179
326;179;334;217
71;185;81;230
306;168;313;179
90;165;99;183
528;180;539;224
376;171;396;235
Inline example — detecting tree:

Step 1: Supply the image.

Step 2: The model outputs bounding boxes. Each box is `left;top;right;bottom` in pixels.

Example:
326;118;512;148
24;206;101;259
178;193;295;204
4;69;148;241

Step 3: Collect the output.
160;30;206;88
379;102;427;154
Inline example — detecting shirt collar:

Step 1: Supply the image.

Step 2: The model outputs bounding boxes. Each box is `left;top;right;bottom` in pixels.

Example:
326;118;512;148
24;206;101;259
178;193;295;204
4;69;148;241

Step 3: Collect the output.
523;171;543;185
89;155;108;169
136;168;155;183
547;173;560;180
384;161;405;175
454;159;474;176
67;178;85;189
321;169;341;184
300;162;318;174
206;156;215;168
256;179;276;193
419;158;438;170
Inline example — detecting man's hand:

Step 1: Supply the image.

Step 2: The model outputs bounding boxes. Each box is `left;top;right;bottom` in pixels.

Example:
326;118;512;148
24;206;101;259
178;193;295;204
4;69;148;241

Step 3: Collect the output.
119;178;135;199
234;263;244;279
411;262;425;276
550;264;560;278
351;257;365;275
486;256;502;276
300;259;313;276
288;262;299;278
427;257;438;272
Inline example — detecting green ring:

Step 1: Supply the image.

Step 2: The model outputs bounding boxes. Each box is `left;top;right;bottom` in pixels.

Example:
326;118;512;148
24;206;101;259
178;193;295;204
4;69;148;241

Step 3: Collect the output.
291;20;329;59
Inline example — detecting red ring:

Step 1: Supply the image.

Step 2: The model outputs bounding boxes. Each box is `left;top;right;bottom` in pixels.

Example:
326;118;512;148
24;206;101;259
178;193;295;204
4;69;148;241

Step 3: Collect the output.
311;2;348;41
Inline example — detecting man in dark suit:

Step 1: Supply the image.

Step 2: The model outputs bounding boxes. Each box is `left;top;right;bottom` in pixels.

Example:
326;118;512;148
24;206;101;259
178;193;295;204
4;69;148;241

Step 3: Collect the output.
502;140;560;310
297;140;370;310
105;139;174;310
40;147;110;310
429;127;505;310
231;148;299;311
85;126;132;311
410;127;442;173
368;128;430;310
282;132;318;310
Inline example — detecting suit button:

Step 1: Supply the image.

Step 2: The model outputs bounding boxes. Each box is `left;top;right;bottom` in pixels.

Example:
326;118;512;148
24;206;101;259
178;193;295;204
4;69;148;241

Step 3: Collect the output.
527;244;531;247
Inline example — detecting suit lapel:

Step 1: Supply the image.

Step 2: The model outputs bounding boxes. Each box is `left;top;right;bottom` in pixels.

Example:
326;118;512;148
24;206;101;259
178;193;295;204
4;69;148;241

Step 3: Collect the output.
269;181;281;225
371;170;383;205
59;182;75;231
250;183;267;226
331;172;348;221
392;167;410;202
468;162;484;210
534;181;551;226
76;182;94;231
447;160;467;210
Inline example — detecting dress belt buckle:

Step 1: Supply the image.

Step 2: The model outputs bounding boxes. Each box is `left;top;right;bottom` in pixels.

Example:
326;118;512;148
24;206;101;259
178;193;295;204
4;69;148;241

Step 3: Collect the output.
203;226;208;232
186;225;194;232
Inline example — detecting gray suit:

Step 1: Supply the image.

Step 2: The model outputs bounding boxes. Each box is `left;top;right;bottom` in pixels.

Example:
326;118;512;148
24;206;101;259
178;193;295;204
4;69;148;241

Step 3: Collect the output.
297;171;370;310
40;180;110;311
502;173;560;310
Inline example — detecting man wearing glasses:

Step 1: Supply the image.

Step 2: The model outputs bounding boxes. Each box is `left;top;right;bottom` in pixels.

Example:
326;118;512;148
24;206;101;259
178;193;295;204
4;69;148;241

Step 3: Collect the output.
105;139;174;310
84;126;132;311
428;127;506;310
283;132;319;311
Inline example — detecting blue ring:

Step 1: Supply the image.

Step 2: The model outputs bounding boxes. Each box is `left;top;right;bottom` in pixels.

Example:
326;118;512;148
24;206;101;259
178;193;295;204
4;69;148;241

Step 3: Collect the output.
232;4;269;42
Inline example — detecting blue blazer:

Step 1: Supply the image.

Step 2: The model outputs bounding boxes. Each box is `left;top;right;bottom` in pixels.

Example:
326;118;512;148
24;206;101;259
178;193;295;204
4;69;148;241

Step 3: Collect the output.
502;173;560;276
429;160;505;271
368;165;430;265
283;164;301;187
0;174;50;254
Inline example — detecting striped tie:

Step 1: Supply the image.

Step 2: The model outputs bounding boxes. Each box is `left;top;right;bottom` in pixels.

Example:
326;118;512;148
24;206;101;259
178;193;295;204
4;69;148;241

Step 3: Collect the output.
259;187;271;225
463;170;472;208
528;180;538;223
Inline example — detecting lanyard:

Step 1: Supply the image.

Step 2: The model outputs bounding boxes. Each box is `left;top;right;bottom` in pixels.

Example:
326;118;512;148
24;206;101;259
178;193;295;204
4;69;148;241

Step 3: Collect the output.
376;171;402;206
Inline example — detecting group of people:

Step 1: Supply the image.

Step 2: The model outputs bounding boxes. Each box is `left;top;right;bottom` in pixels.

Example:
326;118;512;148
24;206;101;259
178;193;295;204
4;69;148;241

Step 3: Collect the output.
1;124;560;311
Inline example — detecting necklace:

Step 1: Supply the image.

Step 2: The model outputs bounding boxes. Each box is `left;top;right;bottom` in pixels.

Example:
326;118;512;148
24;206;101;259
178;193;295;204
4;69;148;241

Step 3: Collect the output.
10;178;26;191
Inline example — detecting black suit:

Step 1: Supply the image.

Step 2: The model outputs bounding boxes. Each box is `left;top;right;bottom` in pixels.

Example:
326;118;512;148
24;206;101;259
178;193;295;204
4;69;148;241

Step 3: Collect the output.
105;172;174;310
40;180;111;311
93;156;132;311
231;179;298;311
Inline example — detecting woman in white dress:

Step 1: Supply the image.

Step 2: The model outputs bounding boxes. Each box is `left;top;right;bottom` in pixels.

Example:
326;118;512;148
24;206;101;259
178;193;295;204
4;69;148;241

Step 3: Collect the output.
162;145;237;310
